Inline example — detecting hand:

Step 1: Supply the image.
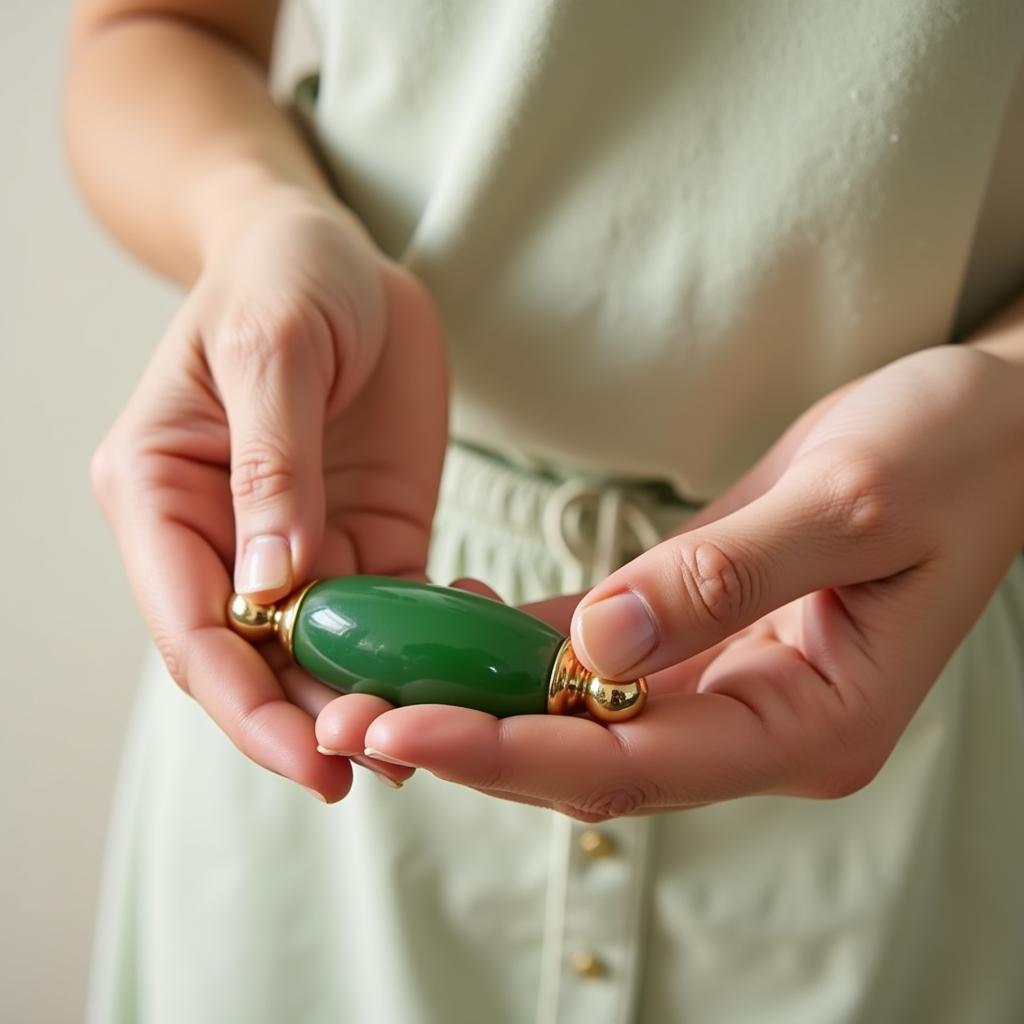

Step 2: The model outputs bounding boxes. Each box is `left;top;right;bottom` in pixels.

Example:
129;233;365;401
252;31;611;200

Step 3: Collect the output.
92;191;447;800
346;344;1024;819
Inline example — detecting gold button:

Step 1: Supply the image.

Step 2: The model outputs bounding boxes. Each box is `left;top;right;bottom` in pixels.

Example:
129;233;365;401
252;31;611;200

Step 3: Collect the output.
579;829;617;858
570;950;608;980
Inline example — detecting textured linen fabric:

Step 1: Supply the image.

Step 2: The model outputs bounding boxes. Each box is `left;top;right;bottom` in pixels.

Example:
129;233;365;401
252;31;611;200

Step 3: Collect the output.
88;4;1024;1022
304;0;1024;498
88;445;1024;1024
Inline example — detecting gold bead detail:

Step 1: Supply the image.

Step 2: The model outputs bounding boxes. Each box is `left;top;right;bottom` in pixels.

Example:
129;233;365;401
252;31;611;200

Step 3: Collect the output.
225;581;318;658
546;639;648;722
226;593;277;643
569;950;608;980
578;829;617;859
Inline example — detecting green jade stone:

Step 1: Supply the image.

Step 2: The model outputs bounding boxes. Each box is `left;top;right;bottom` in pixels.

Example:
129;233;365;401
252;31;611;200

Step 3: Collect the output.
292;576;565;716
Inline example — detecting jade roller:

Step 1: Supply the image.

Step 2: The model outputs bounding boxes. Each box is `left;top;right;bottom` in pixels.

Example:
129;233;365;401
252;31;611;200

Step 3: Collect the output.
227;576;647;722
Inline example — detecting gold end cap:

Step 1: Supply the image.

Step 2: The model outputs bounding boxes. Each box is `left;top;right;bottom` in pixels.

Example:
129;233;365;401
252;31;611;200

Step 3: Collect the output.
547;638;648;723
227;593;278;643
226;580;318;658
582;674;648;723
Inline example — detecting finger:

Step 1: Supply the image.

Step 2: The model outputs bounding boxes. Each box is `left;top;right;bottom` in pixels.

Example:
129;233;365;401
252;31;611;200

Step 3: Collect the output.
186;626;355;801
316;693;402;755
129;509;353;800
349;754;412;788
208;311;333;602
447;576;504;601
316;693;415;786
276;656;415;786
98;426;353;800
570;443;931;679
362;692;792;816
363;603;907;813
450;574;730;699
274;656;350;716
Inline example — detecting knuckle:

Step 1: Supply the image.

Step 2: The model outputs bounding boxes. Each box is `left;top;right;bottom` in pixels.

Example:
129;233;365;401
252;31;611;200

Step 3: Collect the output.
561;781;659;822
154;632;189;694
218;305;333;380
89;436;134;514
475;724;516;793
233;701;274;764
673;539;756;628
230;441;296;505
554;804;610;824
820;453;896;543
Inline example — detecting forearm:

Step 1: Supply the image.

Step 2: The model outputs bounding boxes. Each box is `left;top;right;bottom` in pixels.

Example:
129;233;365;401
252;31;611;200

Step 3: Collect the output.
64;6;334;284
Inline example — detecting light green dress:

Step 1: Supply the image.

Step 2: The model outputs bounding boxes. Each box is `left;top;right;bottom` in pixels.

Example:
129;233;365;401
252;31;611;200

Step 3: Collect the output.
89;4;1024;1022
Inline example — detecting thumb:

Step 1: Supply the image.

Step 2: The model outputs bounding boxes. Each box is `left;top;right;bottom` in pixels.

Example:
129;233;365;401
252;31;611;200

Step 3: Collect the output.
570;450;919;679
215;326;330;601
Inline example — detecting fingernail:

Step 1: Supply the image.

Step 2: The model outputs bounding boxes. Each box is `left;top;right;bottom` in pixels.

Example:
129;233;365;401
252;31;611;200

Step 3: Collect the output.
236;535;292;596
575;590;658;677
302;786;327;802
363;747;415;767
352;755;405;789
317;744;347;757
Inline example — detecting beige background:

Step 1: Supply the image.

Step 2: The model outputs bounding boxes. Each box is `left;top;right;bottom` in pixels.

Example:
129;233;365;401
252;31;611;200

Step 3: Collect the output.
0;4;312;1021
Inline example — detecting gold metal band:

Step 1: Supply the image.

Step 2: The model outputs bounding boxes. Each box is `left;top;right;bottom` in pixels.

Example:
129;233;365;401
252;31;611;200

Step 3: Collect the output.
547;638;647;722
225;579;319;660
273;580;317;658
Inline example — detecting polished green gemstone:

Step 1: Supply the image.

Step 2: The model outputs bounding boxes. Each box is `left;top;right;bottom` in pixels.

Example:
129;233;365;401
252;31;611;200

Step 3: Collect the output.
292;576;564;716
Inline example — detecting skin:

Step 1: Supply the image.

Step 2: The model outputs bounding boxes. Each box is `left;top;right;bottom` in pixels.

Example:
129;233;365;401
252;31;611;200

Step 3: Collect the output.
346;321;1024;818
68;2;1024;811
67;0;446;795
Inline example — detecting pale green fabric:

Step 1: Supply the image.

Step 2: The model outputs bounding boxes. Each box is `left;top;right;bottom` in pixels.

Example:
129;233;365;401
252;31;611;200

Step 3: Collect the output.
305;0;1024;499
89;4;1024;1022
88;444;1024;1023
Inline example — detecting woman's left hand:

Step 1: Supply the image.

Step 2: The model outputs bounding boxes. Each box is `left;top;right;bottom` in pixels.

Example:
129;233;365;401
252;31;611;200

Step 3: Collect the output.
323;340;1024;817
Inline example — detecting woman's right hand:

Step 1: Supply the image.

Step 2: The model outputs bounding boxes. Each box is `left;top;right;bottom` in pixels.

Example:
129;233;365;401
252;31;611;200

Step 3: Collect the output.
91;188;448;801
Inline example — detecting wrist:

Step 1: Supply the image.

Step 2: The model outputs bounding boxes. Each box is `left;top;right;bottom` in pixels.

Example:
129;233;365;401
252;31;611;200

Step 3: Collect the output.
189;161;330;266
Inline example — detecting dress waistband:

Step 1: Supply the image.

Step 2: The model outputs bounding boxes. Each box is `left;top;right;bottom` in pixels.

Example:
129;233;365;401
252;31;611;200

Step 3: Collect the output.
435;441;699;593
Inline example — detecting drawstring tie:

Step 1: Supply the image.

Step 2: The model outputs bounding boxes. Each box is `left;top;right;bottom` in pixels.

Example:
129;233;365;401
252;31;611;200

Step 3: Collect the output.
542;479;664;593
